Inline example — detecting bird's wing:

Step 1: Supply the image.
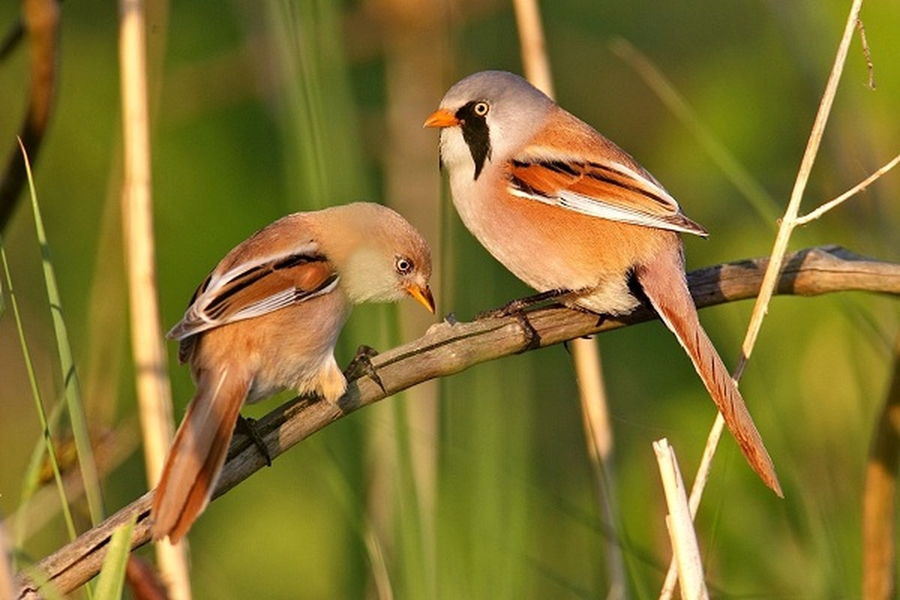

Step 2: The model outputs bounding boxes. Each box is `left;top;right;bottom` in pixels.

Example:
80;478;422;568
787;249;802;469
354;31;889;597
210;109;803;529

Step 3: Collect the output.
168;241;339;341
507;146;708;237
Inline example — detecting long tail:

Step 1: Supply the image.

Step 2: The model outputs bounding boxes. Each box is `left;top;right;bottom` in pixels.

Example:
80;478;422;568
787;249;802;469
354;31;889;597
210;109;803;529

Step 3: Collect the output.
635;245;782;496
151;369;250;542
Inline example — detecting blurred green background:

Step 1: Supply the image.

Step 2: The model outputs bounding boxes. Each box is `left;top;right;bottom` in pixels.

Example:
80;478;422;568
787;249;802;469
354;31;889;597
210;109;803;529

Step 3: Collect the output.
2;0;899;597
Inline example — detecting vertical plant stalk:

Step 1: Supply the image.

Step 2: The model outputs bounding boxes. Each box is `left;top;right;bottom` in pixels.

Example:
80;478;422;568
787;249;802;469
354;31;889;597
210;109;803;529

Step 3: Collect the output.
512;0;553;95
662;0;868;596
574;342;627;599
862;336;900;599
380;0;448;592
513;0;627;594
268;1;418;594
653;439;708;599
735;0;863;376
117;1;191;597
658;418;721;598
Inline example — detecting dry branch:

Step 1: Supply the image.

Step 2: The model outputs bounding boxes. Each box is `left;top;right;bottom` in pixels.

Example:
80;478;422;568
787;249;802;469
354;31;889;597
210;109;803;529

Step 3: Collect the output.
0;0;60;232
13;244;900;598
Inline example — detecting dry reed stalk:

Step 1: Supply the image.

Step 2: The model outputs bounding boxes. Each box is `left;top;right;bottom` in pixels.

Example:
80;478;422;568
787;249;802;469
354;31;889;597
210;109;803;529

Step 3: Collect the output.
862;336;900;599
513;1;635;594
379;1;448;590
661;0;899;595
117;0;190;597
12;244;900;598
653;439;709;599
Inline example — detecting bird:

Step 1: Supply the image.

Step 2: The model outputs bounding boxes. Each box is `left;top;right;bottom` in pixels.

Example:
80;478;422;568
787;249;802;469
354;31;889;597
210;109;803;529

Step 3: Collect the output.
424;70;781;496
151;202;435;542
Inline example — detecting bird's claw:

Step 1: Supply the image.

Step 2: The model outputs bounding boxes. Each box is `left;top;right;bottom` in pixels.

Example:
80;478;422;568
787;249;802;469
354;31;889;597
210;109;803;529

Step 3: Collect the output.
514;310;542;351
475;290;572;351
236;415;272;467
345;345;386;393
475;288;570;321
474;303;542;351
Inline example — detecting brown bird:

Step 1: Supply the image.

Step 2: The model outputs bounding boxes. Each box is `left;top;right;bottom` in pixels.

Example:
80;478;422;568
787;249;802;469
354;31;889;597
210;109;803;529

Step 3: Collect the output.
425;70;780;496
151;202;435;542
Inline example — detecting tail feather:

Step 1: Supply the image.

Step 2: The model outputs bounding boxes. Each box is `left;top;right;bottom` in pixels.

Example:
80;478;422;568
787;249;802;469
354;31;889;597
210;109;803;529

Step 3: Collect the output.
151;369;250;542
636;247;782;496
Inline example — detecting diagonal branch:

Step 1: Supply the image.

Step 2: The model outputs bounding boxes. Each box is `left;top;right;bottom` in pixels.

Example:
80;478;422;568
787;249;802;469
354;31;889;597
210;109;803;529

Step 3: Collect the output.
13;245;900;598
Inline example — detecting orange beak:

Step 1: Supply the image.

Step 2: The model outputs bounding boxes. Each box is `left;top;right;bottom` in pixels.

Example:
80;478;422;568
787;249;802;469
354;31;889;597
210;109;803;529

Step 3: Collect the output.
423;108;459;129
406;283;436;314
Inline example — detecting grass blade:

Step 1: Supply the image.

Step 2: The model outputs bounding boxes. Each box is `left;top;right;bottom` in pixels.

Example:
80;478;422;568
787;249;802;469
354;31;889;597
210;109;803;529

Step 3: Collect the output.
267;2;430;595
1;243;78;544
18;140;106;526
610;38;781;228
94;515;137;599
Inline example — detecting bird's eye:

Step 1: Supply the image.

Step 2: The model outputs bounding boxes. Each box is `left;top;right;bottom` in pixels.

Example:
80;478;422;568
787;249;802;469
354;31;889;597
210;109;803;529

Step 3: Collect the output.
473;101;490;117
395;257;413;275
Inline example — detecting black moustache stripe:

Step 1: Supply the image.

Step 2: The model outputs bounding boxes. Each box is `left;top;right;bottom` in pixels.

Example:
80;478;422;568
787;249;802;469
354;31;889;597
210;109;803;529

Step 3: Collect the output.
456;102;492;180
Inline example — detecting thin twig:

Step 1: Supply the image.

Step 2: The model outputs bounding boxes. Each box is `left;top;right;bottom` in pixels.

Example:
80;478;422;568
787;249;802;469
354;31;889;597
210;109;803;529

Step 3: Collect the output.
736;0;864;377
662;3;869;594
795;152;900;226
12;245;900;598
856;18;875;90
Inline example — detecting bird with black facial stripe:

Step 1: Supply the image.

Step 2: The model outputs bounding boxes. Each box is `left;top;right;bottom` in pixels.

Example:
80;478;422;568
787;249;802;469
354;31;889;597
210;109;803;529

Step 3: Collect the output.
425;70;781;496
151;202;435;543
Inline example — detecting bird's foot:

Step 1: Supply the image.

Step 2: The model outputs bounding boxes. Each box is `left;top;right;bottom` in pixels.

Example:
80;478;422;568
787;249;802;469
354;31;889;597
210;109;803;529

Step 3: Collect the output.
477;302;543;351
514;310;543;351
344;344;385;393
475;288;570;321
236;415;272;467
475;289;571;352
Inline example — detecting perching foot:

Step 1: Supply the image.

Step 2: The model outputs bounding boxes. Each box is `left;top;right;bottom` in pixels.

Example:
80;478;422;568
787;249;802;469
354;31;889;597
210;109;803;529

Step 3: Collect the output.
344;344;385;393
236;415;272;467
